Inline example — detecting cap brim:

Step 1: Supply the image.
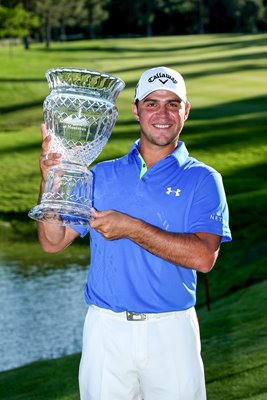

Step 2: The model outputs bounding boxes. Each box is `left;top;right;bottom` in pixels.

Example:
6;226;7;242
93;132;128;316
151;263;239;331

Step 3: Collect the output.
135;87;186;103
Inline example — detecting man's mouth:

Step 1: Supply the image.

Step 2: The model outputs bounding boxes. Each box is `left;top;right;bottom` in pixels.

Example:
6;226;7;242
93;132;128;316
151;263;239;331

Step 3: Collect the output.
153;124;171;129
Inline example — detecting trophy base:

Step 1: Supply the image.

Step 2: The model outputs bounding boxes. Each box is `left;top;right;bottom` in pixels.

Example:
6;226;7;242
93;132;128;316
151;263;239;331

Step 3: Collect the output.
28;202;92;227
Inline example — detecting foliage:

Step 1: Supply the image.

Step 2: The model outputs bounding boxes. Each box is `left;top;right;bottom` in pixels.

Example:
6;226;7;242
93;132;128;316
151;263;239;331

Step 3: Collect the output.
205;0;266;33
1;0;267;44
32;0;110;46
234;0;266;32
34;0;88;47
130;0;160;37
0;3;39;39
103;0;267;36
85;0;110;39
156;0;202;34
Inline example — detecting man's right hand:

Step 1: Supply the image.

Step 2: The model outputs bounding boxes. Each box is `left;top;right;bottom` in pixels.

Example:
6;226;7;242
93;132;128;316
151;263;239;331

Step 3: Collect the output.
37;124;79;253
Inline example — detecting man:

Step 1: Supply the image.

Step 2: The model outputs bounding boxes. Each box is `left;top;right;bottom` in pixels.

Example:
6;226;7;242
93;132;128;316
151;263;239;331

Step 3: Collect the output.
38;66;232;400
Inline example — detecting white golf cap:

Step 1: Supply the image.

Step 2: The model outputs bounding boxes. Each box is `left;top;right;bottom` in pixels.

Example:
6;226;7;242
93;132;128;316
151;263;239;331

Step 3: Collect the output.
134;66;187;102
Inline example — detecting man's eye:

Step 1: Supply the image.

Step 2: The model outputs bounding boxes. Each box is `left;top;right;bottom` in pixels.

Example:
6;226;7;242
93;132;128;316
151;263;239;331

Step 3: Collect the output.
168;102;180;108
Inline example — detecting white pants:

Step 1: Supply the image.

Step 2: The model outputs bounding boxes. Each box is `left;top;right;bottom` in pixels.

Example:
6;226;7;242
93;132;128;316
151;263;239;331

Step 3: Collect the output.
79;305;206;400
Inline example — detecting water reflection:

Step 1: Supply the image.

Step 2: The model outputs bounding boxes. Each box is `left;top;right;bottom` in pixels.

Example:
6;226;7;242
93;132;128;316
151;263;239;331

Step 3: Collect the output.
0;256;88;372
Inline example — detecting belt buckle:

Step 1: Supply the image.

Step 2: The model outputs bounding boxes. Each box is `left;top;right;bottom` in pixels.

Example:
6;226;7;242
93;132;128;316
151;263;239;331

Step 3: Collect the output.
126;311;147;321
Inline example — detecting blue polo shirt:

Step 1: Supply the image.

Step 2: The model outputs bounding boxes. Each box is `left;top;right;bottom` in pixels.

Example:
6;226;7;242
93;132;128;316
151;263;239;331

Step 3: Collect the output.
72;140;231;313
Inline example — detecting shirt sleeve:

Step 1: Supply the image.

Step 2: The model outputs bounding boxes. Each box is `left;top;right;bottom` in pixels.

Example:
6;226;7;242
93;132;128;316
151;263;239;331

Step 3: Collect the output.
69;223;90;238
59;212;90;237
188;171;232;243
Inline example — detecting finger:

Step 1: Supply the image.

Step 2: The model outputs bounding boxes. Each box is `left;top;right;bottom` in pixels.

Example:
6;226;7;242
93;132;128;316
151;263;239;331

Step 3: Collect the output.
89;214;105;230
43;153;49;162
41;136;51;154
94;209;112;218
90;208;99;219
90;208;110;219
89;218;100;230
89;211;100;226
41;123;48;140
42;153;61;164
40;154;61;173
41;123;53;156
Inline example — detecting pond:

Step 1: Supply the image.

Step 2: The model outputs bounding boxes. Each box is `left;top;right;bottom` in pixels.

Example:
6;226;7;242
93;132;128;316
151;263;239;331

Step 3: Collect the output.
0;251;88;372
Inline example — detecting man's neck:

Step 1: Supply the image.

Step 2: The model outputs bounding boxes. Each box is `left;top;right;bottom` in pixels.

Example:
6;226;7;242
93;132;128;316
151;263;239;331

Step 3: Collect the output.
138;141;178;168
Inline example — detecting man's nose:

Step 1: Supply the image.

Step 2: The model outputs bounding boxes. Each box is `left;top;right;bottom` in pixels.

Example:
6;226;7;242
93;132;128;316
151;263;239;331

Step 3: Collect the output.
156;105;170;116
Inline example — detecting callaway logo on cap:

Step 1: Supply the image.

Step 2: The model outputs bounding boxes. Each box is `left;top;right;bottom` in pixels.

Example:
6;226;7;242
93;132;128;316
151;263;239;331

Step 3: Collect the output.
134;66;187;103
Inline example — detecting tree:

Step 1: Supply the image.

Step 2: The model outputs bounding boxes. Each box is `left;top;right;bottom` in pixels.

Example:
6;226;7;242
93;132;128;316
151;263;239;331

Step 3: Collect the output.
85;0;110;39
153;0;207;35
34;0;88;48
234;0;265;32
131;0;162;36
205;0;266;33
0;3;39;48
56;0;88;41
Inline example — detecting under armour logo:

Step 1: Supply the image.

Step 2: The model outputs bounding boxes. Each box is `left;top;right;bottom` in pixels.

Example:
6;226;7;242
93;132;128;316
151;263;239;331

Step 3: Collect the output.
166;187;181;196
159;79;168;84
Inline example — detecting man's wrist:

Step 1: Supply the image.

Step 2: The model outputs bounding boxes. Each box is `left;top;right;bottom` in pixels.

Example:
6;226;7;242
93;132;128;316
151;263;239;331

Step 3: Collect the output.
126;217;148;241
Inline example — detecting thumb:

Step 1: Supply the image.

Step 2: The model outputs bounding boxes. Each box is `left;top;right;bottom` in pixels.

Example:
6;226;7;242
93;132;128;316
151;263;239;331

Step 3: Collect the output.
90;208;111;219
41;123;49;140
90;208;103;219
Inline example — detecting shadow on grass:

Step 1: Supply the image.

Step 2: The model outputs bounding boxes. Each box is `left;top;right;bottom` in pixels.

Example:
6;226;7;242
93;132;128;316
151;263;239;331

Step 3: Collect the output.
33;35;267;54
223;161;267;194
0;95;266;161
0;353;81;400
0;99;43;114
184;118;266;155
122;54;267;88
0;78;45;83
189;95;267;120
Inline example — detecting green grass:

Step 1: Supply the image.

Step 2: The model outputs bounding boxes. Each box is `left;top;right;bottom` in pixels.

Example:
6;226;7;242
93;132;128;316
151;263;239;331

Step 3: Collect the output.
0;354;81;400
0;33;267;399
200;280;267;399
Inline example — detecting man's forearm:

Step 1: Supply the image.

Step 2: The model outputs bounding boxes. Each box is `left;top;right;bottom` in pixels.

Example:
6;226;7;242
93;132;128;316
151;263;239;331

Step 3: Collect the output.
37;180;63;251
37;180;78;253
37;221;68;252
89;209;221;273
126;218;220;272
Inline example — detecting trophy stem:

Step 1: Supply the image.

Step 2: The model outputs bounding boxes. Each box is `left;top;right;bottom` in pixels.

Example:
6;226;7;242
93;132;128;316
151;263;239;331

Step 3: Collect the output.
28;163;93;227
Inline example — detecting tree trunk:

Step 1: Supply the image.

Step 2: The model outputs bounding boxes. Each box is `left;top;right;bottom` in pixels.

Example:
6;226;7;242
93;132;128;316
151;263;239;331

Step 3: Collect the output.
146;21;152;37
45;17;51;48
23;36;30;49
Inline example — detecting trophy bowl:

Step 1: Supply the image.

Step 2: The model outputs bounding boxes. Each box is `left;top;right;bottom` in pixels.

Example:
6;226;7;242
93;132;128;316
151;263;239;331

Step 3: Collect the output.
28;67;125;227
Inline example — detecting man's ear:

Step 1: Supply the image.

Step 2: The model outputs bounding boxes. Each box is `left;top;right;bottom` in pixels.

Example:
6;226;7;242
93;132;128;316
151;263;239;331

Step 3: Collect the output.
132;102;140;122
184;101;191;121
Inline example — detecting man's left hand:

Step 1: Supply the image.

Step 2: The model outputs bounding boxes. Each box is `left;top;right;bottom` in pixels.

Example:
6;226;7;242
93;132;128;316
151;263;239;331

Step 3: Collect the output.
89;208;133;240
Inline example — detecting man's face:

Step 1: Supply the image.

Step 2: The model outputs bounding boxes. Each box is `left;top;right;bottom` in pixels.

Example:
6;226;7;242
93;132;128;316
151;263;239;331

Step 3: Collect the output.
132;90;190;149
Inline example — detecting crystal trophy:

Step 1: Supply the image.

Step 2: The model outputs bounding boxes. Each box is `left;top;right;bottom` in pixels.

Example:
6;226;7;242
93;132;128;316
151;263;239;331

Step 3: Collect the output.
28;67;125;226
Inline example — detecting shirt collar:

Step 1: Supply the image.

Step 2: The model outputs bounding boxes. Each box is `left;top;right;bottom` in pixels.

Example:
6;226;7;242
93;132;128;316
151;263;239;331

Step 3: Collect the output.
129;139;189;168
